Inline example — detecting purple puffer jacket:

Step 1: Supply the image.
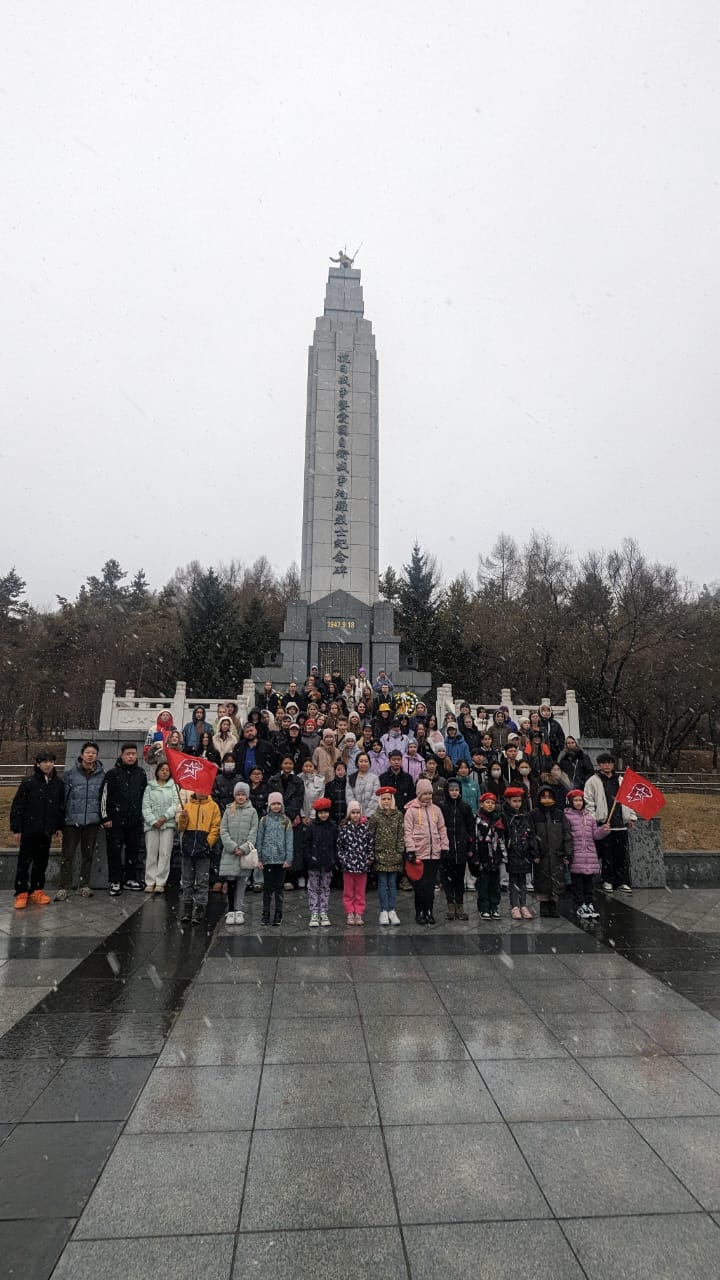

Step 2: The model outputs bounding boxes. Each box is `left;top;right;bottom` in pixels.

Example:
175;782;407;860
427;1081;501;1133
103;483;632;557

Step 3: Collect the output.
565;808;608;874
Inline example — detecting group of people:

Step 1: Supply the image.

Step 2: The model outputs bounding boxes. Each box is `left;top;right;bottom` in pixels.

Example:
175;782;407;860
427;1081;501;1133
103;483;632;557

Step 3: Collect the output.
9;667;637;930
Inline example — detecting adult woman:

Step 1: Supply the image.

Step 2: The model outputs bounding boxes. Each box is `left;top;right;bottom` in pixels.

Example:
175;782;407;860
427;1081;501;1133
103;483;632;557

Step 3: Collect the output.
403;777;449;925
214;716;238;759
346;751;380;817
195;731;221;766
141;761;178;893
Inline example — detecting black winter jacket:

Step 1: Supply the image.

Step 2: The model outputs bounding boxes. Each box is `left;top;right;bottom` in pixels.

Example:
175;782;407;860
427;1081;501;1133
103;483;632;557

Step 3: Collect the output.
101;760;147;825
10;767;65;837
302;818;338;870
378;767;415;813
439;790;476;864
212;770;241;813
267;771;304;823
502;809;539;875
324;777;348;826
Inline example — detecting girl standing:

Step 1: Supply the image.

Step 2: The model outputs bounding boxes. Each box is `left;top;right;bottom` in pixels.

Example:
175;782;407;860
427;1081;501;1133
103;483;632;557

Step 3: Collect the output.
403;778;449;926
368;786;405;925
337;800;374;925
564;789;609;920
303;796;337;927
141;762;178;894
219;782;259;925
256;792;293;926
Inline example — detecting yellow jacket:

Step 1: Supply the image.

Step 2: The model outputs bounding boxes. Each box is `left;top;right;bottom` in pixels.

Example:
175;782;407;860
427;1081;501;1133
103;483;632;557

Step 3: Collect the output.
177;795;221;847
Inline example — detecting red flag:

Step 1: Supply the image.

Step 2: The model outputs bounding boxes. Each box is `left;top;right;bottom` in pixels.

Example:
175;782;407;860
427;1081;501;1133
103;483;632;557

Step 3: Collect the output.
615;768;666;820
165;747;218;797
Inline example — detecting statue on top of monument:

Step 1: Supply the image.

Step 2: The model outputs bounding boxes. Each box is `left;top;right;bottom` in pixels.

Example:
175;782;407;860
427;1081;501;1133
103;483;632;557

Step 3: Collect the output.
329;244;361;269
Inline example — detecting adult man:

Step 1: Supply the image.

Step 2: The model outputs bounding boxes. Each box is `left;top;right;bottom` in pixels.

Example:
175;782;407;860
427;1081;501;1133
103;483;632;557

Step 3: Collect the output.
283;680;306;713
11;750;65;909
584;753;637;893
256;681;279;715
379;749;415;812
538;701;566;760
233;722;276;781
56;740;105;900
182;705;211;752
101;742;147;895
499;742;522;788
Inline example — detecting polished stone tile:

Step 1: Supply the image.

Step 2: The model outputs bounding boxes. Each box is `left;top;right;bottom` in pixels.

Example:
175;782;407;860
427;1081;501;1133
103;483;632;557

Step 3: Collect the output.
559;952;644;979
419;955;500;981
264;1016;367;1064
635;1116;720;1211
479;1057;619;1122
0;1121;121;1218
453;1014;568;1060
53;1234;236;1280
587;977;693;1012
512;1119;698;1216
429;980;529;1017
158;1017;267;1066
405;1221;586;1279
127;1064;260;1132
275;956;352;983
196;956;277;983
363;1015;470;1062
75;1131;248;1236
234;1226;408;1278
270;982;359;1019
677;1054;720;1093
551;1017;666;1057
240;1127;395;1230
372;1060;500;1125
0;1216;75;1280
0;1013;96;1059
0;987;53;1023
73;1014;171;1058
180;981;273;1019
580;1055;720;1117
25;1056;155;1122
0;1059;61;1121
562;1212;720;1280
633;1010;720;1054
520;979;617;1015
0;959;80;987
355;979;445;1017
490;954;576;981
385;1123;549;1224
256;1062;378;1128
349;956;428;982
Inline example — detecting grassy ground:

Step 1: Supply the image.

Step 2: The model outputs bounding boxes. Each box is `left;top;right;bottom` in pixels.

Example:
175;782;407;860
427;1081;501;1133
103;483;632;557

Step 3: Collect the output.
0;787;718;851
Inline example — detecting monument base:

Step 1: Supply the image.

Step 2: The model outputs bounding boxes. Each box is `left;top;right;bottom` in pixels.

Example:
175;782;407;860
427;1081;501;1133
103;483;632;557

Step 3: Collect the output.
252;591;431;695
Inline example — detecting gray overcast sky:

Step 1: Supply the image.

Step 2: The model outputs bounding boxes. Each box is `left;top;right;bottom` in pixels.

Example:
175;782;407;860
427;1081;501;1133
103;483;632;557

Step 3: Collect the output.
2;1;719;605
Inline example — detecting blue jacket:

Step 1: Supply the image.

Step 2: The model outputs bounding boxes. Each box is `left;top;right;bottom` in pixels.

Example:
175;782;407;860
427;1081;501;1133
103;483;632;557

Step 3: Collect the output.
63;759;105;826
444;733;472;767
256;812;293;864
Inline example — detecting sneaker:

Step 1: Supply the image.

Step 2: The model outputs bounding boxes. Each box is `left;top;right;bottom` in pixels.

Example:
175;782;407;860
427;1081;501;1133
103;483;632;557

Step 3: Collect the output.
14;892;28;910
309;913;320;928
144;884;155;893
125;879;142;892
297;877;306;889
272;913;282;926
356;916;365;926
284;882;295;892
618;884;633;894
602;882;614;893
54;888;69;902
388;910;401;925
109;883;122;896
520;905;533;919
78;885;94;898
576;904;590;919
29;890;51;905
191;906;205;924
347;913;356;925
225;911;237;925
480;911;491;920
261;914;270;927
379;910;390;926
587;904;601;919
511;906;522;920
153;886;165;894
320;912;331;927
491;910;501;919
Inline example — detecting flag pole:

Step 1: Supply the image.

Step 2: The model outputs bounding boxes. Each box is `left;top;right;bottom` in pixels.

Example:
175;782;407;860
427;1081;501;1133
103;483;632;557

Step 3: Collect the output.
606;800;618;826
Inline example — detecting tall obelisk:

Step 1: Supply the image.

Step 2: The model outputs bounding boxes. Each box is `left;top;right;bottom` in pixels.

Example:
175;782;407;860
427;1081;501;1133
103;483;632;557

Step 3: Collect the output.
299;264;379;605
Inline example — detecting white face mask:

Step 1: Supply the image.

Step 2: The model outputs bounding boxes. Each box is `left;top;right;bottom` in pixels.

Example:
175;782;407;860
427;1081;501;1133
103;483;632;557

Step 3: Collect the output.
223;764;235;774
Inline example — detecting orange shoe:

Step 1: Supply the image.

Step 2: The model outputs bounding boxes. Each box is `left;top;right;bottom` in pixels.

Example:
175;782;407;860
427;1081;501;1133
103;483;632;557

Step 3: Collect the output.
14;892;29;909
29;890;51;905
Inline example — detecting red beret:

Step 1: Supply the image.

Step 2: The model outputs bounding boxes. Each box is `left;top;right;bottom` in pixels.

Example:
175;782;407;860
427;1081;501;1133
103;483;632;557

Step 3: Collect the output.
479;792;497;803
312;797;332;811
566;789;584;800
503;787;525;798
376;786;397;795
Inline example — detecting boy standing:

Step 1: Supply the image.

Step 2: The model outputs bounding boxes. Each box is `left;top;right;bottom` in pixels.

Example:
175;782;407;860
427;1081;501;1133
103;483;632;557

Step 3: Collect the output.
11;750;65;909
177;791;221;924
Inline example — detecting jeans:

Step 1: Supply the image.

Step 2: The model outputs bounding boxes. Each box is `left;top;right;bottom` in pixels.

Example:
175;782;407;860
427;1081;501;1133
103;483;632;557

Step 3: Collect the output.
15;833;51;894
508;872;527;908
376;871;398;912
106;822;144;884
476;866;501;914
307;870;332;913
601;830;630;888
181;854;209;908
413;860;438;916
144;826;174;888
59;824;100;890
263;864;285;919
343;872;367;915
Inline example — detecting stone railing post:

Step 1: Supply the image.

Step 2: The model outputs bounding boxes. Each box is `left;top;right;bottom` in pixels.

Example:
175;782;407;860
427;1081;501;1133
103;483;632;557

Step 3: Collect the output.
99;680;116;730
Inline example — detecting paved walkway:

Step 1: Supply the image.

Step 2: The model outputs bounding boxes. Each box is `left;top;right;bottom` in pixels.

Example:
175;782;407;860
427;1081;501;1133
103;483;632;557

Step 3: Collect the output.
2;885;720;1278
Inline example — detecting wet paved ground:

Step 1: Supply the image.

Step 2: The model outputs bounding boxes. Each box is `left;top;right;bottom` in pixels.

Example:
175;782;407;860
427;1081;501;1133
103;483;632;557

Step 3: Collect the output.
2;884;720;1277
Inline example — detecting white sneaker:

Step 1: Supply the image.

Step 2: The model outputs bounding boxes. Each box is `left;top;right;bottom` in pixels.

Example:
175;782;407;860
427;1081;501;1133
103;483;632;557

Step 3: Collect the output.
225;911;236;925
309;913;320;927
602;882;614;892
587;904;600;919
54;888;69;902
388;910;401;926
320;912;331;927
379;910;390;926
298;877;306;889
235;910;245;924
619;884;633;893
576;904;589;919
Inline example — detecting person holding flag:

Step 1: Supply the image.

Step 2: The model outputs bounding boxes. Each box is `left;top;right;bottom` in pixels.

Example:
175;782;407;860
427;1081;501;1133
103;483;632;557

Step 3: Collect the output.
584;753;638;895
165;746;220;924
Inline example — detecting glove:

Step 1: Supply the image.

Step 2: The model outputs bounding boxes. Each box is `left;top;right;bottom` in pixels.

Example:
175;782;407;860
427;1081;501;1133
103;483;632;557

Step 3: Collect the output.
406;852;417;864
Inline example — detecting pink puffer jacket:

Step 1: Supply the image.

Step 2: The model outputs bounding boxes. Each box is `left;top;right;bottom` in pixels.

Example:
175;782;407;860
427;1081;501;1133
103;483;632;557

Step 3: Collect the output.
565;808;608;875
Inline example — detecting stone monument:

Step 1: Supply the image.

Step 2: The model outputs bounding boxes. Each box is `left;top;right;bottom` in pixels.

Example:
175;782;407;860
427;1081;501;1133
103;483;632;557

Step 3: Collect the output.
253;258;430;691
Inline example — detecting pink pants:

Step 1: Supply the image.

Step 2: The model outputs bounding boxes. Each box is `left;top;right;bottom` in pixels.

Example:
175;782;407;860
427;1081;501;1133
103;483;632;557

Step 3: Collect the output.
343;872;367;915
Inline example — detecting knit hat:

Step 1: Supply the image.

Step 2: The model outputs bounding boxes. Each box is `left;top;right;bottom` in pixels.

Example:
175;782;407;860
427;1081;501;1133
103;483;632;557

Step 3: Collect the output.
323;729;335;741
480;792;497;803
342;733;357;746
313;797;332;811
347;800;362;814
503;786;524;798
416;778;433;797
233;781;250;798
267;792;284;808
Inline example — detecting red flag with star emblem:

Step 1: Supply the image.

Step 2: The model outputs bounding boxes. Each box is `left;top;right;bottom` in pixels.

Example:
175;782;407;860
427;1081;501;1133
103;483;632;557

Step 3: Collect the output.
615;768;666;820
166;747;218;797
